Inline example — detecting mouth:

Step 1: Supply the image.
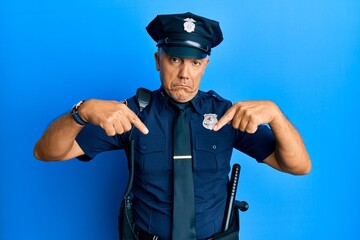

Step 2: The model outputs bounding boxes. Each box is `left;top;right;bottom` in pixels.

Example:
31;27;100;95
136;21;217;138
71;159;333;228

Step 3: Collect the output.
172;84;192;90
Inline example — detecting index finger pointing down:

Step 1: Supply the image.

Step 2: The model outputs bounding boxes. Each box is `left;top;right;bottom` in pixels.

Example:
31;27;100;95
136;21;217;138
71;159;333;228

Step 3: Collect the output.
212;107;236;131
129;113;149;134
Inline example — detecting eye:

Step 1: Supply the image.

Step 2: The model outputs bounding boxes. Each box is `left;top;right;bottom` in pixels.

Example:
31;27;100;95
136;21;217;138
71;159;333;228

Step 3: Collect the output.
170;57;180;63
193;60;201;66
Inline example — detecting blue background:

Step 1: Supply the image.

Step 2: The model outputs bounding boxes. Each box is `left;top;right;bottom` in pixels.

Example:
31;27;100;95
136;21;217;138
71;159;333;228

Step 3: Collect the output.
1;0;359;239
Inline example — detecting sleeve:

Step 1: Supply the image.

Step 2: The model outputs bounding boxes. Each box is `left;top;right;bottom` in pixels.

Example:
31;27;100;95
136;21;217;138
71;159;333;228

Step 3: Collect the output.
75;124;126;161
234;124;276;162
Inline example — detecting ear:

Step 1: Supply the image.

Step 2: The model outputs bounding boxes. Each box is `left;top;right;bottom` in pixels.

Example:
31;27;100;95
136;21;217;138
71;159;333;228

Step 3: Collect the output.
154;52;160;71
202;58;210;75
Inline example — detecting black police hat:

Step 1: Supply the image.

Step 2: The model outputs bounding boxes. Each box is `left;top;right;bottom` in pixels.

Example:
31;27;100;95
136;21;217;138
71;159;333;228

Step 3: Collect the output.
146;12;223;59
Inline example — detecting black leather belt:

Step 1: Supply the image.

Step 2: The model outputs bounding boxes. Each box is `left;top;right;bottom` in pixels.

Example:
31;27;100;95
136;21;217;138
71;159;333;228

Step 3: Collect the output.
135;226;160;240
134;226;217;240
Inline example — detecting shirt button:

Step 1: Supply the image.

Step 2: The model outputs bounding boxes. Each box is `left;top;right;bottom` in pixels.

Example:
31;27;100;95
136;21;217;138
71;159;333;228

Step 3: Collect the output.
212;145;217;150
141;145;146;150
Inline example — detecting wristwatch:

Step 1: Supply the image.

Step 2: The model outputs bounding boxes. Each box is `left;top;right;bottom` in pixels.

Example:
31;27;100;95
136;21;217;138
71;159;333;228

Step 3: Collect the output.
71;100;88;125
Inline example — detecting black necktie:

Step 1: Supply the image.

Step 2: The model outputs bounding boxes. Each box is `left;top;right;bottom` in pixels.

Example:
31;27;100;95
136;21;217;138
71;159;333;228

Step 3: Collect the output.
172;104;196;240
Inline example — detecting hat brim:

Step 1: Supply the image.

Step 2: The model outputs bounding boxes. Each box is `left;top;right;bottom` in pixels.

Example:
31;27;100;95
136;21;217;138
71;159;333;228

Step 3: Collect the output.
161;46;208;59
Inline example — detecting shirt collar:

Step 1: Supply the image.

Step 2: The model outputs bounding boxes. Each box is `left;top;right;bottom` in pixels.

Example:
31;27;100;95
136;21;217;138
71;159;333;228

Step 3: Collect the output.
157;86;202;114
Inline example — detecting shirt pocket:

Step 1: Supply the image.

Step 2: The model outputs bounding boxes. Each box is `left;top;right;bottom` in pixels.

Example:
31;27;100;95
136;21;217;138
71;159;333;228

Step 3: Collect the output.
135;134;168;175
194;133;233;175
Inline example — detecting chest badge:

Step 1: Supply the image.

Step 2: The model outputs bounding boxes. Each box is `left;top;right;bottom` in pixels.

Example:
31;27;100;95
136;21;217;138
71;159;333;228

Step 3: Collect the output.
203;114;218;130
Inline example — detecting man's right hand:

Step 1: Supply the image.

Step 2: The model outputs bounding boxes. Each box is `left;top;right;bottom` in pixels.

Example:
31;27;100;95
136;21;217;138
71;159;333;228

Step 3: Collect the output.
34;99;149;161
79;99;149;136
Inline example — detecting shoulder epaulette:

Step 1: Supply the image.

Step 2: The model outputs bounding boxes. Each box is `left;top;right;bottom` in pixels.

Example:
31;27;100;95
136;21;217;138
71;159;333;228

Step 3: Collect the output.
206;90;225;101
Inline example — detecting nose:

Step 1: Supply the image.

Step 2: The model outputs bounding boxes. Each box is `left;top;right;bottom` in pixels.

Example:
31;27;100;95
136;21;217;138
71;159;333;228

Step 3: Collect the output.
178;62;190;80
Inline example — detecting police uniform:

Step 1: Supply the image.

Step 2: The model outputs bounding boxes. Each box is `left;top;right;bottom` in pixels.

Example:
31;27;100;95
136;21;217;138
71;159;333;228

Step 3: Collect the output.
75;12;276;240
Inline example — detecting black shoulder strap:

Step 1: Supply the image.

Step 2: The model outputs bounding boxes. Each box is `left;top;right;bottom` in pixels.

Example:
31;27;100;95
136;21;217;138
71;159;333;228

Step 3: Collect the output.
123;87;152;197
119;88;152;240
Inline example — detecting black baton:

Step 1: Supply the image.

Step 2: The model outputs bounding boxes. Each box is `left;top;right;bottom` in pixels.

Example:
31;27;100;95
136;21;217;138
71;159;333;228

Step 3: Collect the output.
222;163;241;232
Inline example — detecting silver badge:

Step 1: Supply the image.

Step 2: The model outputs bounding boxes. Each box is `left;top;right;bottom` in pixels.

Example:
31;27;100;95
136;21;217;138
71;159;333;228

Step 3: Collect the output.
183;18;196;33
203;114;218;130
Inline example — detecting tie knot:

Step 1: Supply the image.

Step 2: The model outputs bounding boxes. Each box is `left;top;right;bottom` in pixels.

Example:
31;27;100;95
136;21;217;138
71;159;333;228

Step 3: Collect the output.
171;101;189;111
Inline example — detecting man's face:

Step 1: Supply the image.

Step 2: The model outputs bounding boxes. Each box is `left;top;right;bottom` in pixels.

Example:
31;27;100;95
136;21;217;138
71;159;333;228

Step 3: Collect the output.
155;49;210;103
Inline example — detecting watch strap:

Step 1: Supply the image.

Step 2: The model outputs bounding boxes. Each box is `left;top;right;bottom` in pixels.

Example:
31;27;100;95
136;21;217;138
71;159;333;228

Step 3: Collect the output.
71;100;88;125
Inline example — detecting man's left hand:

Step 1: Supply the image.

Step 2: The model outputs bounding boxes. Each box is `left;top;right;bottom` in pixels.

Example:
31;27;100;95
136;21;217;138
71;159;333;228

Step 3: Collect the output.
212;100;282;133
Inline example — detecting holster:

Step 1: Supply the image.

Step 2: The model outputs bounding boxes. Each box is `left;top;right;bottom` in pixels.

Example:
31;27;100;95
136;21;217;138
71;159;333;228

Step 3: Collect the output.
212;206;240;240
119;195;135;240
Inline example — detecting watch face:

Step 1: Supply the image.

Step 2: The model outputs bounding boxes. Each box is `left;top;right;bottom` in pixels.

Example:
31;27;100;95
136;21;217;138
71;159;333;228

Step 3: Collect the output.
71;100;85;112
75;100;84;109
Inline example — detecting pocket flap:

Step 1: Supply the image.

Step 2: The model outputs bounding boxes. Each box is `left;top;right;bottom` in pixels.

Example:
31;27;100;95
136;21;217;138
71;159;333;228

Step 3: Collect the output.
136;134;165;153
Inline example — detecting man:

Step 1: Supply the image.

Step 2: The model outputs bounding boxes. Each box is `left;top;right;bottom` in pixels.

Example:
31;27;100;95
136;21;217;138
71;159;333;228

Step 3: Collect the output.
34;12;311;240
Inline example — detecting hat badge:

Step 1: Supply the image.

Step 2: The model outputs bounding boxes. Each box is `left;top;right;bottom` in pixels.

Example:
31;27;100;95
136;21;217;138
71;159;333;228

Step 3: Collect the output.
183;18;196;33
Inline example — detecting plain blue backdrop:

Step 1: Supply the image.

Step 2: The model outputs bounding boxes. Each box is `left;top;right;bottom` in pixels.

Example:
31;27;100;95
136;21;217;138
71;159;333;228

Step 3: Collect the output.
1;0;359;239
